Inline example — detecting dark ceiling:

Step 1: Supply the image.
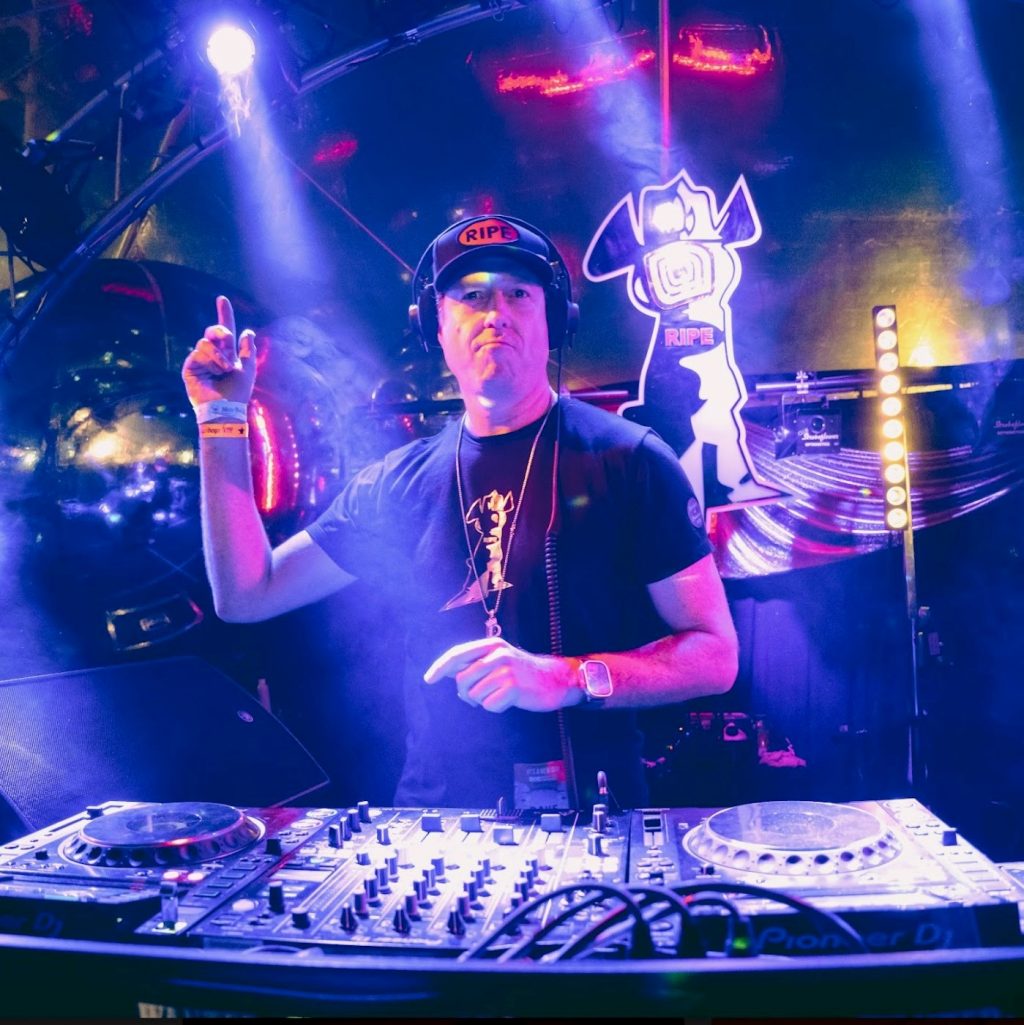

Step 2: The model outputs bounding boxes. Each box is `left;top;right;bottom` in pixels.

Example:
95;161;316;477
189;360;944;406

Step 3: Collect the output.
2;0;1023;386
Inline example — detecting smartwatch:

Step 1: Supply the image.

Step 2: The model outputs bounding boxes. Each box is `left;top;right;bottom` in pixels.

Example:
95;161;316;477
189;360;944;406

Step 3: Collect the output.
578;659;613;706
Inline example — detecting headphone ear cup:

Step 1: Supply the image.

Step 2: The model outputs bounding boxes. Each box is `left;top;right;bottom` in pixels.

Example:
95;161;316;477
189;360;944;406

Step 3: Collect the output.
564;300;580;347
544;282;579;350
411;285;439;351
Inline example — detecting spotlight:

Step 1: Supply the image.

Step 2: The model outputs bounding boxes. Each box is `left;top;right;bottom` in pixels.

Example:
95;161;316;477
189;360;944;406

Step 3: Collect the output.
206;24;257;76
886;508;909;530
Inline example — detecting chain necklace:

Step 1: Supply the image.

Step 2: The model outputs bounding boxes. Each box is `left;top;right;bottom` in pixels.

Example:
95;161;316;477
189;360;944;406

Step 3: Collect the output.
454;398;557;639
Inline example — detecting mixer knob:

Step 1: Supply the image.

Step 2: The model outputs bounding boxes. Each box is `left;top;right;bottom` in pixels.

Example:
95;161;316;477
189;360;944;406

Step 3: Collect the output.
353;891;370;917
457;894;474;921
339;904;358;932
327;824;343;849
386;853;400;878
356;850;371;866
446;908;466;936
375;866;391;893
405;892;421;919
357;801;372;823
414;878;431;907
340;817;352;842
291;907;311;929
592;806;608;834
479;856;492;878
346;809;362;833
364;876;380;903
587;834;605;857
941;829;959;846
376;825;391;845
265;837;283;856
86;805;105;819
431;856;447;881
516;878;532;902
392;906;412;934
464;879;478;903
33;849;49;861
267;880;286;914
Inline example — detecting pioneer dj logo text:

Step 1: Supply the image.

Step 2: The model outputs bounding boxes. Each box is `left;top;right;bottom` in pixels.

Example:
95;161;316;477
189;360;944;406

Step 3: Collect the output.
757;921;954;954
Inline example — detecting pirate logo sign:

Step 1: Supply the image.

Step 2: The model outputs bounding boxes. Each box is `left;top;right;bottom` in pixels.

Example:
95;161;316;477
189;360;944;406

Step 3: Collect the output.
584;168;783;513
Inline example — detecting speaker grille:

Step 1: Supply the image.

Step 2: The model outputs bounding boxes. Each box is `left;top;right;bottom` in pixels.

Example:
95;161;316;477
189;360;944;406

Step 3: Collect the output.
0;656;328;836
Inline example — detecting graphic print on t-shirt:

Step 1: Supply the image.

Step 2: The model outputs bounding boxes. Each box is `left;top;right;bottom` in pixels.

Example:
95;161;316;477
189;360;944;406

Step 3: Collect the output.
441;488;515;611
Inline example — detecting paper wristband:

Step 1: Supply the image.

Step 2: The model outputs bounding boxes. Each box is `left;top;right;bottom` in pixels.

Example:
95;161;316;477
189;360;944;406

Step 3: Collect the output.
199;422;249;439
194;400;249;424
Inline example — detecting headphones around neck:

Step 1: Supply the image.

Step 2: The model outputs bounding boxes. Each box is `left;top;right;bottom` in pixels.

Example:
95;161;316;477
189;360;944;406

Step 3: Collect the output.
408;215;580;352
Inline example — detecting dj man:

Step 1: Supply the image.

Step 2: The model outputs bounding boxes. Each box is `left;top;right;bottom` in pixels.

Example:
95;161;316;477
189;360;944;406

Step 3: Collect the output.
182;215;738;810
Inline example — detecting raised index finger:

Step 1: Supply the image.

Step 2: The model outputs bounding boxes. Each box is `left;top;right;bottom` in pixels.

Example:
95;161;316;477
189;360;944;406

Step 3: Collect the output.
216;295;236;339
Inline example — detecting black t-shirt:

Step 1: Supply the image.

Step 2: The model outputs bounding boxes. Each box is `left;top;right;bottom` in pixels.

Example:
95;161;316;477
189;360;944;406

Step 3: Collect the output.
307;398;712;809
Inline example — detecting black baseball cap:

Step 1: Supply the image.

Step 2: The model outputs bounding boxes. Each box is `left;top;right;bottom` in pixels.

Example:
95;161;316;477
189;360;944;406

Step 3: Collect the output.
428;216;555;293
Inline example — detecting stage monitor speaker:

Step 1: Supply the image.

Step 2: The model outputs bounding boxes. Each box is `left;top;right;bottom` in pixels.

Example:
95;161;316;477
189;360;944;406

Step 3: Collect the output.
0;656;329;839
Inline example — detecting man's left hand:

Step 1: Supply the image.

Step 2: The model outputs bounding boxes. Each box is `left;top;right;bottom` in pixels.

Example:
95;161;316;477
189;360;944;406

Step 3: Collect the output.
423;638;581;713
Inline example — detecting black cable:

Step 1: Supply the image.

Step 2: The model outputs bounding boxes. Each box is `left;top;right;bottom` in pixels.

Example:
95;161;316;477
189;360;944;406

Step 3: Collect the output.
684;893;755;957
630;885;705;958
671;881;869;954
554;885;704;961
497;887;637;963
456;881;647;962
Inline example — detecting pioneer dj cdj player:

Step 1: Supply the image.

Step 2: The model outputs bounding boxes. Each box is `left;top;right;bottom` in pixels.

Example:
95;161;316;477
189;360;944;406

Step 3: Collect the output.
1;796;1023;1016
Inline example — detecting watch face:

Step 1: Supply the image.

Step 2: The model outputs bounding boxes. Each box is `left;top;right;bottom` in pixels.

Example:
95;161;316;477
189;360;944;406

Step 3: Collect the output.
581;660;614;699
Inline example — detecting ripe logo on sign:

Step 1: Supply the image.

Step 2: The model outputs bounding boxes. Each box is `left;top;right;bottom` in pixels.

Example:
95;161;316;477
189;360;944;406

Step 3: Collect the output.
458;219;520;246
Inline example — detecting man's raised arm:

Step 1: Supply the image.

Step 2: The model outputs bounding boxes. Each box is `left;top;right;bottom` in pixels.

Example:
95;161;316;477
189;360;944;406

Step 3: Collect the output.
182;296;353;623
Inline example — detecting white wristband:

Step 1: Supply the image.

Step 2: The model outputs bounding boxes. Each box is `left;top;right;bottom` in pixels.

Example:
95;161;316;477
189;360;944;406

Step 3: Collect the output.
194;400;249;424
